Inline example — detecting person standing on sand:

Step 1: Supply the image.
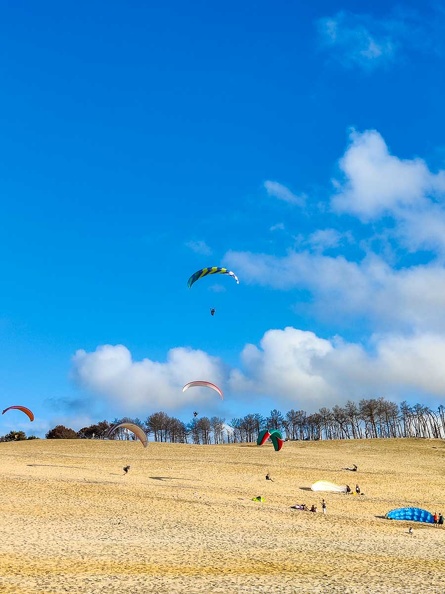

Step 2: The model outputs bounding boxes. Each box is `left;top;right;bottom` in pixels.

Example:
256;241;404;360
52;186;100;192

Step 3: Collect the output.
321;499;327;514
433;511;438;526
438;513;443;527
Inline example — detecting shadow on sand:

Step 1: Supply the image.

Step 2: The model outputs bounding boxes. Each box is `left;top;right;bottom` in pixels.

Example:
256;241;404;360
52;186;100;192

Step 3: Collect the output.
27;464;87;470
149;476;199;481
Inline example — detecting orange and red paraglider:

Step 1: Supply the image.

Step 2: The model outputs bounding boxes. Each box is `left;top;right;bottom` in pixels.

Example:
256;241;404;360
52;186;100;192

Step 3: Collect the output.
2;405;34;422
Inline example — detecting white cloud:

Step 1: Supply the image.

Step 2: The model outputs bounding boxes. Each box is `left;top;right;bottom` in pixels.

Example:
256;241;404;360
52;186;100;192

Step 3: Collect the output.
71;327;445;414
264;180;305;206
307;228;343;252
224;249;445;333
185;240;212;256
229;327;336;405
332;129;445;220
72;344;225;414
317;12;396;70
270;222;285;232
230;327;445;409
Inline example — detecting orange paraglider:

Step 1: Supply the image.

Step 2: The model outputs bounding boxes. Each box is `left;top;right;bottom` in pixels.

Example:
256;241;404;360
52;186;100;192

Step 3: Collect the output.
2;405;35;422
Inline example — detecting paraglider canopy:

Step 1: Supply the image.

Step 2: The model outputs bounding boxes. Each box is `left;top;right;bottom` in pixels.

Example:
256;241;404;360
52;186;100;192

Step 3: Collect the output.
2;405;34;422
183;381;223;400
106;422;148;448
386;508;434;524
257;429;284;452
311;480;347;493
187;267;239;288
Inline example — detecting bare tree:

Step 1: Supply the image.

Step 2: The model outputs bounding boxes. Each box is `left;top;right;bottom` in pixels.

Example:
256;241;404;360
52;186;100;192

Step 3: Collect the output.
210;417;226;444
266;409;284;431
146;412;170;442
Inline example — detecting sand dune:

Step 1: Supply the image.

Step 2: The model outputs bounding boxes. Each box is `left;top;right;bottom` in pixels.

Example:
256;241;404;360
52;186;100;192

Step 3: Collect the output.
0;438;444;593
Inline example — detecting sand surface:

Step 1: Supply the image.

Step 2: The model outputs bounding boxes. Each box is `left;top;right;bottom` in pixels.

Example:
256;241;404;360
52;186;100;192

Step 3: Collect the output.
0;437;444;593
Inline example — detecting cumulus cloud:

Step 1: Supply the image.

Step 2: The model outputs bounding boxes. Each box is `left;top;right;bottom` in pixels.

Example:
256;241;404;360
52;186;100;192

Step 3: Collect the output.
264;180;305;206
222;128;445;331
72;344;225;414
71;328;445;414
224;249;445;333
229;327;445;409
317;11;396;69
332;129;445;221
331;129;445;255
185;239;212;255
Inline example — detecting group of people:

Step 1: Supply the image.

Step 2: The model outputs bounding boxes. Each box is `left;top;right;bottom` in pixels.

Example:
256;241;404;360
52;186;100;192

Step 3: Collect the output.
291;499;327;514
433;512;444;526
346;484;361;495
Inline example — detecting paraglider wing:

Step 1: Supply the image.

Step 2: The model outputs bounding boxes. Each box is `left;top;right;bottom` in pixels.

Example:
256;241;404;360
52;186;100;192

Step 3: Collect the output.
311;480;347;493
182;381;223;400
257;429;283;451
187;267;239;288
2;405;34;422
106;422;148;448
386;507;434;523
257;429;271;446
269;430;284;452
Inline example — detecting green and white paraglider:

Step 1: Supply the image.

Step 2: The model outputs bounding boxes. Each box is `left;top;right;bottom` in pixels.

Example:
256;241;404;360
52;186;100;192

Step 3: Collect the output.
187;267;239;288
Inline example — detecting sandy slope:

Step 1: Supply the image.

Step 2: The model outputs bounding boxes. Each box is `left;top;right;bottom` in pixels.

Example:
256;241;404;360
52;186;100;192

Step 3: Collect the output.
0;438;444;594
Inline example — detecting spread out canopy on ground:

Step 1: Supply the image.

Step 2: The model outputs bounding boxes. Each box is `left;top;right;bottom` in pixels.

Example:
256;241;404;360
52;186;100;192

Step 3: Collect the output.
182;380;223;399
187;267;239;288
386;507;434;523
106;422;148;448
311;480;347;493
2;405;34;422
257;429;284;452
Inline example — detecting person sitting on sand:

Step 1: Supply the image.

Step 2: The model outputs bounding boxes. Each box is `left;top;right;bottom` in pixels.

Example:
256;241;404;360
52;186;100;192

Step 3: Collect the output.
265;473;274;481
355;484;361;495
346;485;351;494
408;527;413;535
310;504;317;513
123;465;131;474
344;464;358;471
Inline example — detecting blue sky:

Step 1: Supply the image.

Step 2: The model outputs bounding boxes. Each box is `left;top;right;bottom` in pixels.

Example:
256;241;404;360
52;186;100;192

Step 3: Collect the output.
2;0;445;437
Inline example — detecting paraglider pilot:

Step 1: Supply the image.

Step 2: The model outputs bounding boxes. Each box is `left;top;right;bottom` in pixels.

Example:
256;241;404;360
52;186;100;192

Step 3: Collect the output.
210;308;216;316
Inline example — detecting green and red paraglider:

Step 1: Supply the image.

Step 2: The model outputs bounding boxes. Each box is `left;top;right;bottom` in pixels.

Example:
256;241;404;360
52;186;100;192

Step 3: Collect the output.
257;429;284;452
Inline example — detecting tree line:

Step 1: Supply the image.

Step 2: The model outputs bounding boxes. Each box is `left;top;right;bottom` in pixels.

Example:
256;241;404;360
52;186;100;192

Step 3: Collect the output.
1;398;444;444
